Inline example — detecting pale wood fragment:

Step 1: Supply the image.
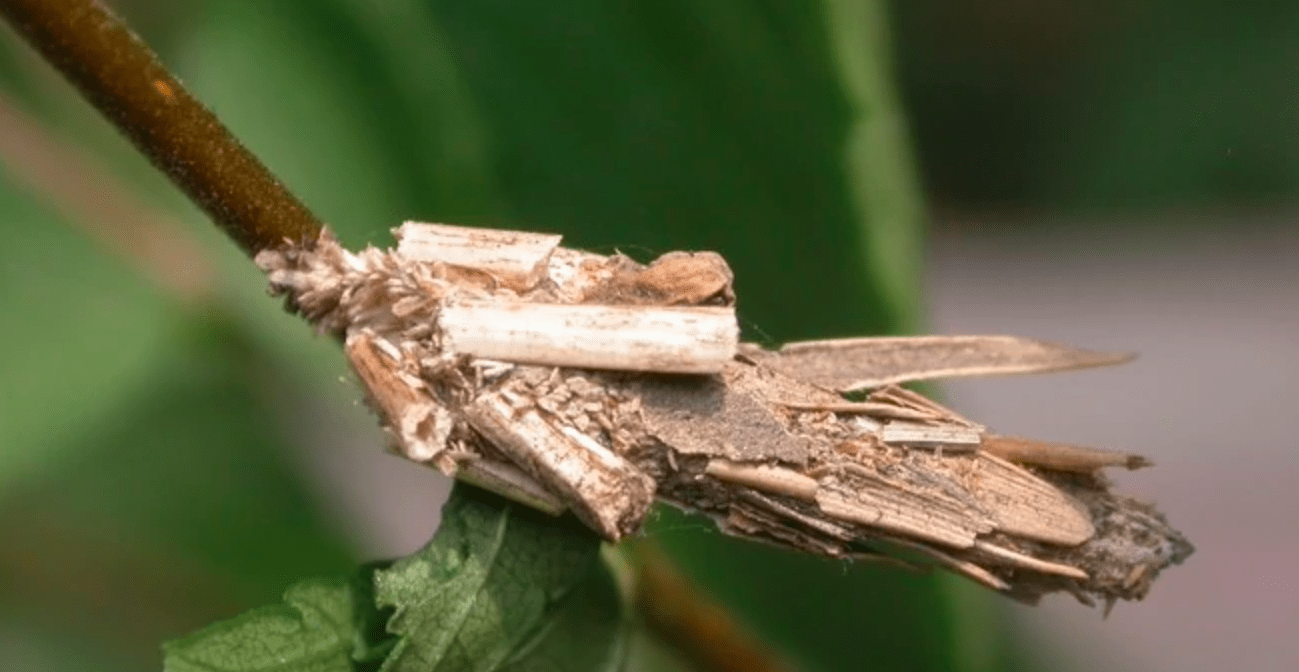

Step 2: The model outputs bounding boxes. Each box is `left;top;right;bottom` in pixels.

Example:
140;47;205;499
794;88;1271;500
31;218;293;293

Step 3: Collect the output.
972;540;1089;580
455;458;568;517
720;505;847;558
1123;564;1149;590
768;398;940;421
880;537;1011;592
463;390;655;539
969;453;1096;545
439;300;738;374
735;491;854;541
345;331;453;465
543;247;616;303
815;486;988;549
394;221;561;291
746;335;1135;392
982;434;1152;472
705;460;819;501
880;421;982;448
868;385;980;427
585;251;735;306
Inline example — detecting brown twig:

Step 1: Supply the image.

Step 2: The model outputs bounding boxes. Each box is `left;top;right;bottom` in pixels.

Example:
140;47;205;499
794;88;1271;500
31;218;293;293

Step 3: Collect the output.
0;90;215;300
0;0;322;256
628;543;802;672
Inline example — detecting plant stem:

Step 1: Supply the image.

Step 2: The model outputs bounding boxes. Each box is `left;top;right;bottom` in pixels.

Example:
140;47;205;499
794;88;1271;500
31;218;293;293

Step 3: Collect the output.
629;543;799;672
0;90;214;299
0;0;322;255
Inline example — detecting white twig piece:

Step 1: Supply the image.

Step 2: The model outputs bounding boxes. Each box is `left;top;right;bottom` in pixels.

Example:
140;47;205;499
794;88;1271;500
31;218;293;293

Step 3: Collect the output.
256;223;1192;609
464;390;655;539
880;421;982;448
440;300;737;374
705;460;819;501
395;221;561;291
345;331;454;466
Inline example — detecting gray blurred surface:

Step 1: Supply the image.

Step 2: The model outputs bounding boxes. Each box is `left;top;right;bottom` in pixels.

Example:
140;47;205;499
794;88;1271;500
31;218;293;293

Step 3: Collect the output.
929;212;1299;672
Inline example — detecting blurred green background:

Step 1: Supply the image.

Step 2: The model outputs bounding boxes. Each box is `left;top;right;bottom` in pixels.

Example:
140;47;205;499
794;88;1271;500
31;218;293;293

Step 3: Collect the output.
0;1;1292;671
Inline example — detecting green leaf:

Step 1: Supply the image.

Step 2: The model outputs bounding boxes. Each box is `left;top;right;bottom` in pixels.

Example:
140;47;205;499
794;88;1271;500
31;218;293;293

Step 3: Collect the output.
162;576;374;672
649;507;963;672
14;317;357;598
0;314;359;669
160;486;625;672
426;0;893;344
375;485;624;672
823;0;926;330
0;178;176;495
181;0;504;249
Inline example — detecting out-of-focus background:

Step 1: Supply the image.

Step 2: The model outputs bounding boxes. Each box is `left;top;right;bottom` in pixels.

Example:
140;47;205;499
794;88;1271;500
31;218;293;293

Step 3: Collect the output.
1;2;1295;671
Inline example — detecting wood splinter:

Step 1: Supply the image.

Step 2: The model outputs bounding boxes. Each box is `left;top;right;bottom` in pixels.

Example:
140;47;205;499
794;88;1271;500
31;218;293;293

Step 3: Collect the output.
257;221;1193;608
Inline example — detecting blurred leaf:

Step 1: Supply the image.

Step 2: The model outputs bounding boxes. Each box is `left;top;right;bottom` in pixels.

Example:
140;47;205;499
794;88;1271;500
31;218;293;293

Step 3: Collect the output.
329;0;504;222
0;178;175;494
0;619;127;672
375;485;623;672
1047;2;1299;208
427;0;892;344
180;1;415;246
893;1;1299;210
649;507;961;672
181;0;503;249
162;576;378;672
20;316;357;599
0;35;43;105
0;311;356;669
824;0;925;329
0;30;358;668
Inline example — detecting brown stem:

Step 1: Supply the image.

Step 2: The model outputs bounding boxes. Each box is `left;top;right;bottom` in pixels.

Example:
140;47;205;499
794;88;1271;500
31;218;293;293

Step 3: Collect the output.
629;543;802;672
0;0;322;256
0;90;215;300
